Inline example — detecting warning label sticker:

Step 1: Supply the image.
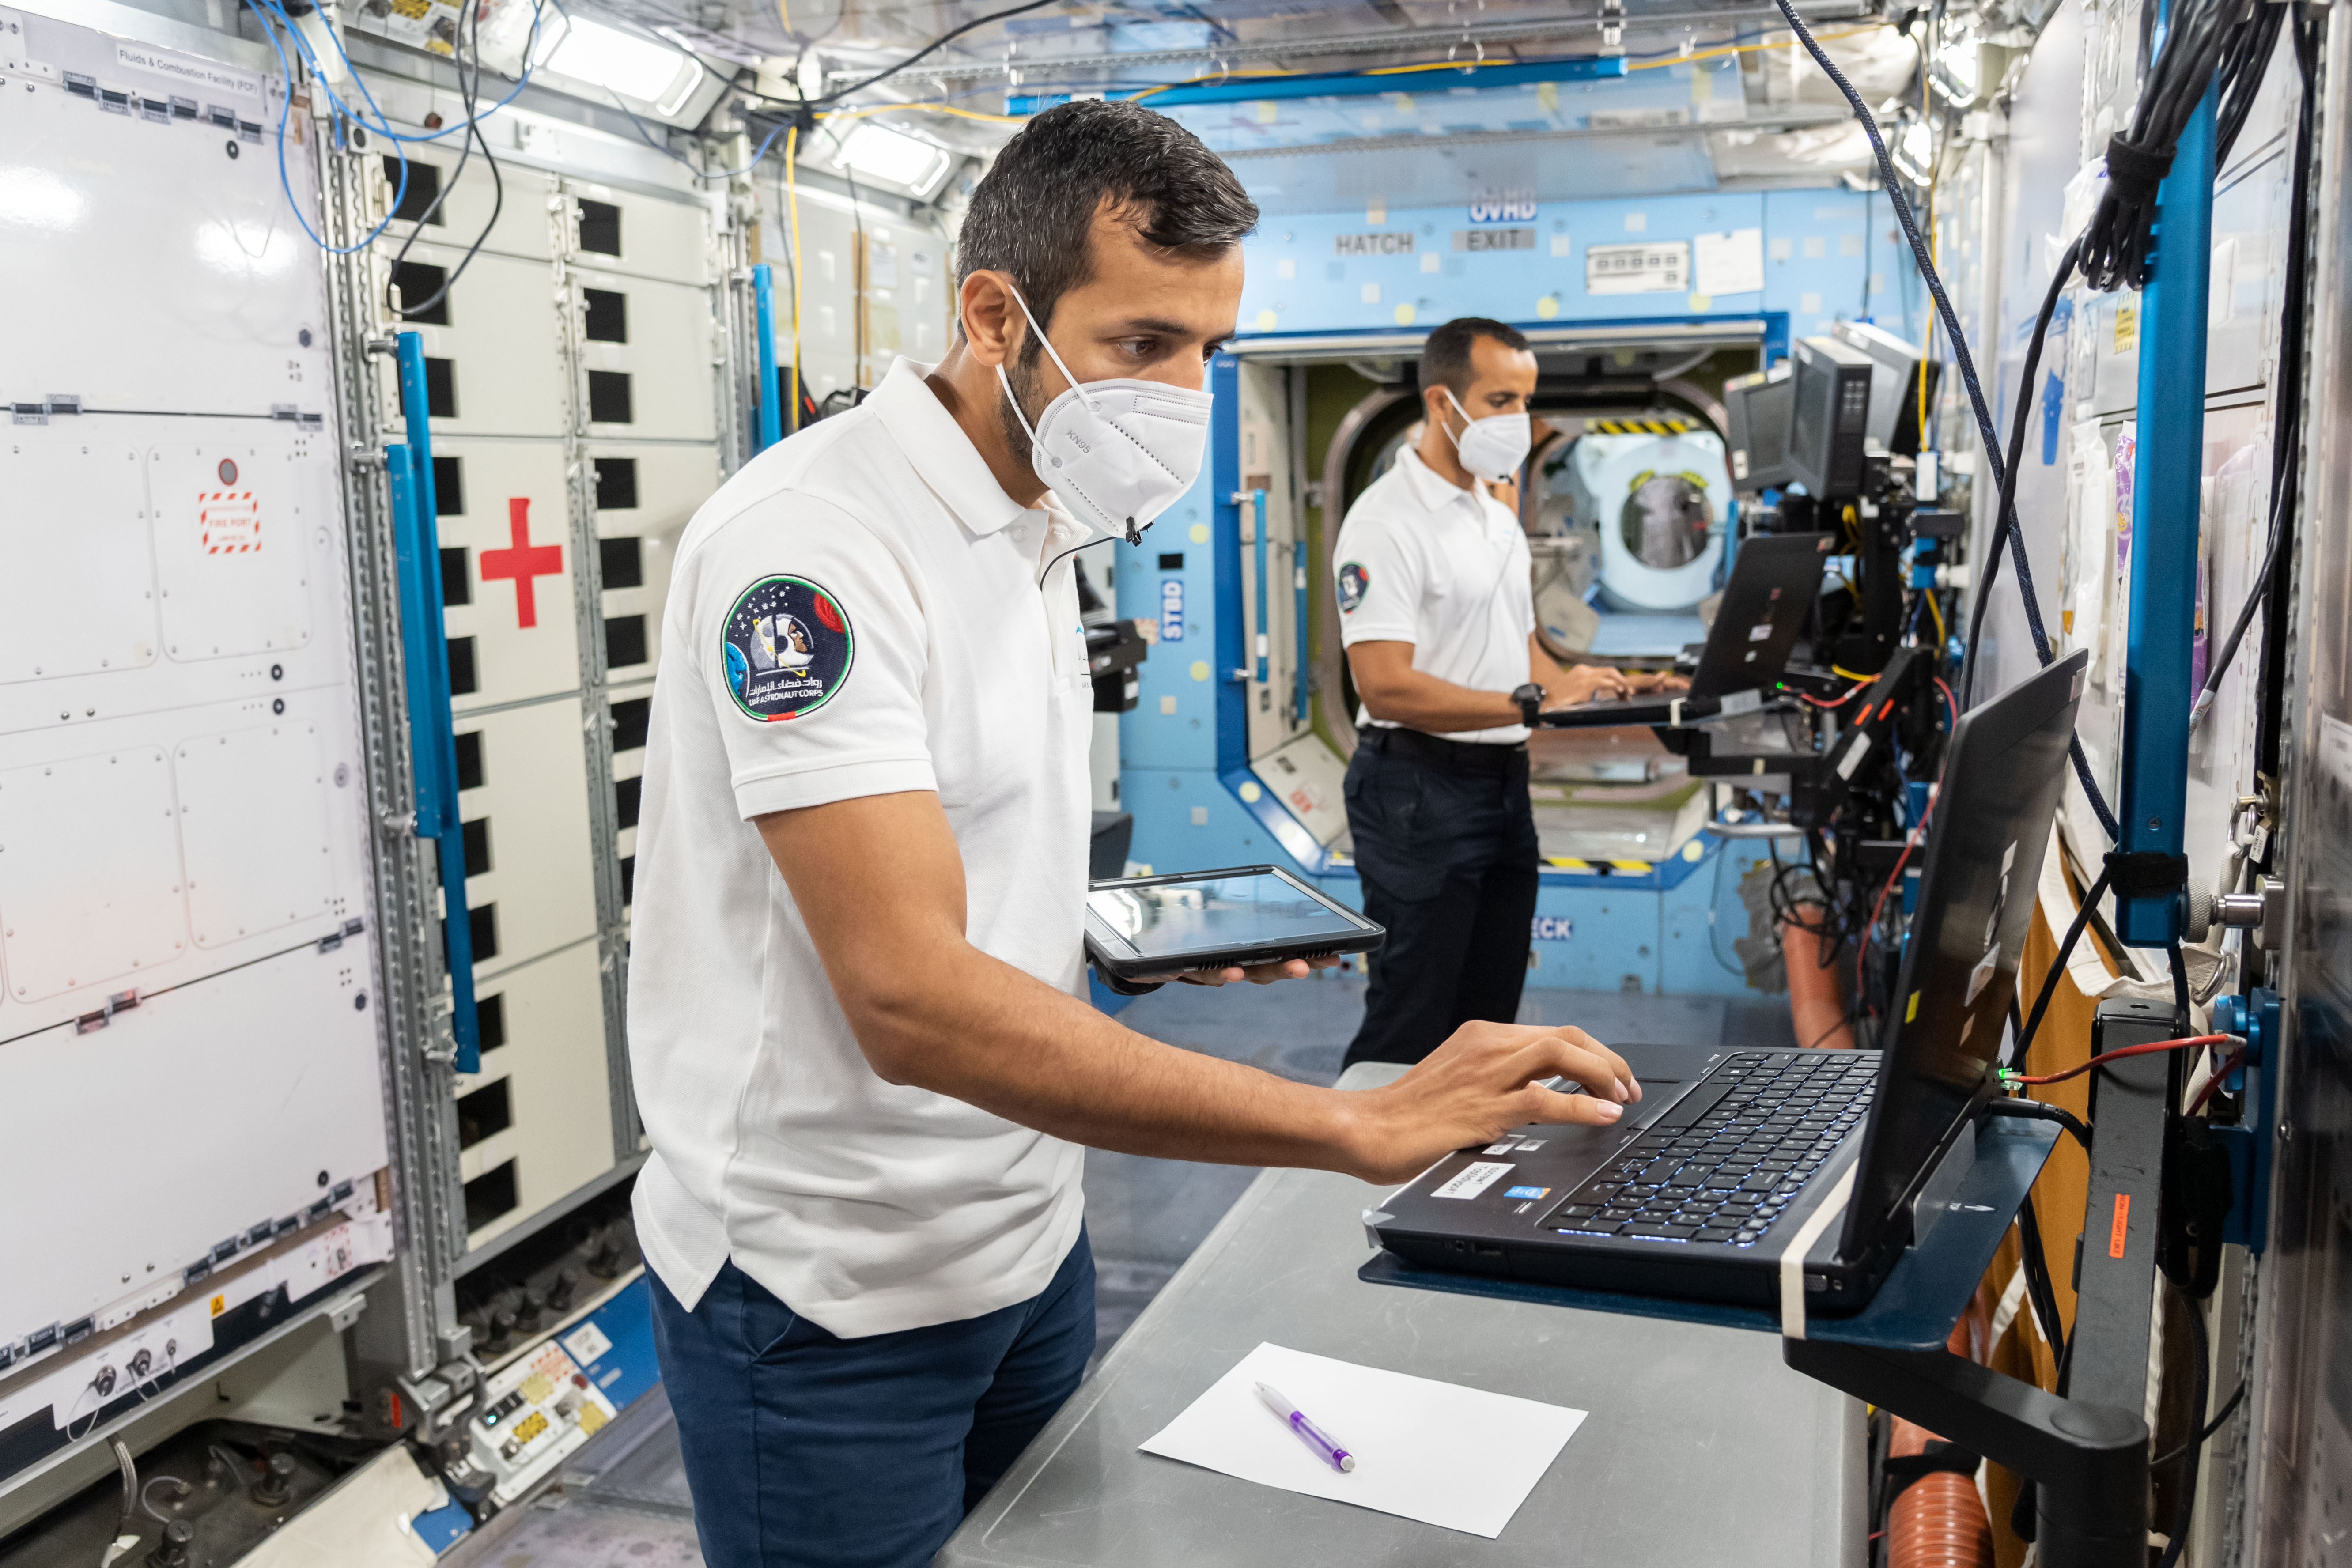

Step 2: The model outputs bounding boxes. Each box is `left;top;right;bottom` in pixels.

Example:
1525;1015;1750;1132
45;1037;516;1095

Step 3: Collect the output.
199;491;260;555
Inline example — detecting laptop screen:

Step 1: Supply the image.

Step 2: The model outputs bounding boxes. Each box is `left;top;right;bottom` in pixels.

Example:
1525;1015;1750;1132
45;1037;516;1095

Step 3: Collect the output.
1689;533;1833;699
1839;651;2088;1256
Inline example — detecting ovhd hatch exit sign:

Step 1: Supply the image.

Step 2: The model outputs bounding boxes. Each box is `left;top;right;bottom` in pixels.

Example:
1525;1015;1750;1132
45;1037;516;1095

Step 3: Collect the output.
1470;188;1538;223
1531;915;1574;941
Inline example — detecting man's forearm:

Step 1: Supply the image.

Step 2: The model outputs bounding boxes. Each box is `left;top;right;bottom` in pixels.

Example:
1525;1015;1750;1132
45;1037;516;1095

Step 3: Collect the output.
842;941;1369;1171
1354;666;1522;733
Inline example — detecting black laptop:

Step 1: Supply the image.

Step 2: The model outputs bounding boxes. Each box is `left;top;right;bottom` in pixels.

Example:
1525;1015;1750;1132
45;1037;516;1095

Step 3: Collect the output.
1371;650;2089;1316
1542;533;1834;729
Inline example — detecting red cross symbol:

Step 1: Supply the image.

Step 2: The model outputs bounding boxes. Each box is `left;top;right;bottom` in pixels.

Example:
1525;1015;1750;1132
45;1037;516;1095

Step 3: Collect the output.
479;497;564;628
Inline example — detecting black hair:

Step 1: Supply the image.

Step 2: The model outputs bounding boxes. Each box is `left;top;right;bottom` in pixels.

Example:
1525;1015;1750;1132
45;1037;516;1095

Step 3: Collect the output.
955;98;1258;359
1418;316;1534;400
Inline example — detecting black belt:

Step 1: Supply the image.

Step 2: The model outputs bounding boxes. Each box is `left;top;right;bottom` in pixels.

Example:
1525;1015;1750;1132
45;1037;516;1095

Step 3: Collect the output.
1360;727;1526;774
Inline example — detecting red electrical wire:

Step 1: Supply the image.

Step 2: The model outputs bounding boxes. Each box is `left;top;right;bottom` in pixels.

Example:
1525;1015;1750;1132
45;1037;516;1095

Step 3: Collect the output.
1783;677;1873;709
2185;1045;2247;1115
2001;1034;2236;1088
1932;675;1959;731
1858;785;1937;1002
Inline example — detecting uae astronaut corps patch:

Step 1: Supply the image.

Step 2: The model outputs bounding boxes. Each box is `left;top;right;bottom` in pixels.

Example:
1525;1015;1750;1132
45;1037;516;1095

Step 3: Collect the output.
1338;561;1369;614
721;575;854;721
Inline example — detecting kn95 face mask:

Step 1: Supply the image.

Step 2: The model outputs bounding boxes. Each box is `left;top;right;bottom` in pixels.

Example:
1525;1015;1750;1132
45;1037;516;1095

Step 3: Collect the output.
994;284;1214;544
1442;387;1533;483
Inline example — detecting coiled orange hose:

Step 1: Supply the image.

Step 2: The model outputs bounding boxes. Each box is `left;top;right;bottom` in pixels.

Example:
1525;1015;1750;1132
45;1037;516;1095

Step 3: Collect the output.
1885;1318;1995;1568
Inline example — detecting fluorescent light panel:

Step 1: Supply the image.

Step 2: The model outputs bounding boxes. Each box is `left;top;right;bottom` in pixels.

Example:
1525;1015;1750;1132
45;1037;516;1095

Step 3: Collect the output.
536;15;691;106
838;121;949;193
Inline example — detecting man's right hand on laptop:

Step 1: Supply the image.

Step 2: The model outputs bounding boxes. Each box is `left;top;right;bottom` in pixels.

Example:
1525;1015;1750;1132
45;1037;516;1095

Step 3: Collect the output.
1342;1021;1642;1185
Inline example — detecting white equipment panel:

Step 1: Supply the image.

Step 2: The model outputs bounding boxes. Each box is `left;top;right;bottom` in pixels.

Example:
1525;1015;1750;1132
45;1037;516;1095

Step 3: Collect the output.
0;7;389;1394
467;1332;618;1504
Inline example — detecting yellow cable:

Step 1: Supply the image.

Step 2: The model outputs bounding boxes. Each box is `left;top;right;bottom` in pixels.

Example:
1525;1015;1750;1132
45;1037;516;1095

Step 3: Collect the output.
786;122;803;434
1926;589;1947;645
1625;25;1883;71
1916;38;1934;446
1831;664;1875;683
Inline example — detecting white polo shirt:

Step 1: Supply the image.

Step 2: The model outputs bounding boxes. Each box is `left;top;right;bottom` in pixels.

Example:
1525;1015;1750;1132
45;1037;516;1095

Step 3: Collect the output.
1333;445;1535;744
627;357;1095;1338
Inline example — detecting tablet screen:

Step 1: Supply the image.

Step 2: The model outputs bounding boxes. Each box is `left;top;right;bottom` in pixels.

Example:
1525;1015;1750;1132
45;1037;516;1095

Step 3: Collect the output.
1087;872;1365;962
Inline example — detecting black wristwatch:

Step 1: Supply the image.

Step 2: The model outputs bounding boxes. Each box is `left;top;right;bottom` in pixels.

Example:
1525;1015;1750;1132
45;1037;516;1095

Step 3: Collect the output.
1512;682;1545;728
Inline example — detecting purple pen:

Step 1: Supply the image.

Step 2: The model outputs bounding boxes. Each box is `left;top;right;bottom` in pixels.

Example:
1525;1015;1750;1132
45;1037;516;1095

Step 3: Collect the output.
1255;1381;1357;1472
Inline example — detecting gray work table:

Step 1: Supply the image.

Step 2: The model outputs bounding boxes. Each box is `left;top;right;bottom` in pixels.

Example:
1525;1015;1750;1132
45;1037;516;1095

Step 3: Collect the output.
940;1063;1865;1567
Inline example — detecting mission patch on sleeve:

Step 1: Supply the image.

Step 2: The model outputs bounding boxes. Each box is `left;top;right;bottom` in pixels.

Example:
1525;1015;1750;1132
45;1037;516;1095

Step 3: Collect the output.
721;575;855;722
1337;561;1370;614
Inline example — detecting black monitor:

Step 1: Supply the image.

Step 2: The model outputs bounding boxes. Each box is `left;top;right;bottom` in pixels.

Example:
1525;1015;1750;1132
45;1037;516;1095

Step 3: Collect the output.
1787;336;1876;499
1837;651;2089;1259
1833;319;1944;457
1723;363;1796;491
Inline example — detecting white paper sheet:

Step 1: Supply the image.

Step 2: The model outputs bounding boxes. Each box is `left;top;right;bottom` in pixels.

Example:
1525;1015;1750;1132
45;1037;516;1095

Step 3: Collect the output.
1137;1342;1587;1538
1694;227;1766;295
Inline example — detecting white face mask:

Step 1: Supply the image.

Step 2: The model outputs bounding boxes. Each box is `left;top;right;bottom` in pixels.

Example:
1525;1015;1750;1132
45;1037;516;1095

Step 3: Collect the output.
1442;387;1533;483
994;285;1214;544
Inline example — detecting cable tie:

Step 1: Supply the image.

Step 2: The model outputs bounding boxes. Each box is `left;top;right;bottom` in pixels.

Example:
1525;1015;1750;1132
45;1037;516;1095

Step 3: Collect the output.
2103;132;2178;206
2103;848;2189;898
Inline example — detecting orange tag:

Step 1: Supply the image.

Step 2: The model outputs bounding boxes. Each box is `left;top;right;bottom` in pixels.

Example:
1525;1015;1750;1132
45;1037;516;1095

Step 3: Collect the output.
2108;1194;2131;1258
209;1293;226;1317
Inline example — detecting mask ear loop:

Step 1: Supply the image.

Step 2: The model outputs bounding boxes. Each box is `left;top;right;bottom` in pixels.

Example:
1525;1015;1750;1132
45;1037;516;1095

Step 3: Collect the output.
1001;280;1100;413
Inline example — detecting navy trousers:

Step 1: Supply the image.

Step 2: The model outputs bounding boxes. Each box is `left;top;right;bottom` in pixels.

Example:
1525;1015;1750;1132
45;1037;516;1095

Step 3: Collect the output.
1342;728;1540;1068
647;1230;1095;1568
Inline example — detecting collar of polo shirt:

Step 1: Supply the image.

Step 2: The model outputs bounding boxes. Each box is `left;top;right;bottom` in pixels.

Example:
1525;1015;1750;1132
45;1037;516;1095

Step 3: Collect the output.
871;358;1091;555
1393;443;1507;518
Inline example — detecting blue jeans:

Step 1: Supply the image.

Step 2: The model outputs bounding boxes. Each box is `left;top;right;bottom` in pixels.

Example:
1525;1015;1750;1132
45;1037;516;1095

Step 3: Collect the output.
647;1231;1095;1568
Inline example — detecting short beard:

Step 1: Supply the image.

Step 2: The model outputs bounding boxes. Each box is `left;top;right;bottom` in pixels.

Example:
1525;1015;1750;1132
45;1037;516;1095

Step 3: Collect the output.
996;342;1048;469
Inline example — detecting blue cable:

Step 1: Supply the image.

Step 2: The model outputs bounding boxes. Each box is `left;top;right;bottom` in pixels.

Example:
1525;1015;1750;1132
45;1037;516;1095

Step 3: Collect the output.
240;0;405;254
254;0;543;148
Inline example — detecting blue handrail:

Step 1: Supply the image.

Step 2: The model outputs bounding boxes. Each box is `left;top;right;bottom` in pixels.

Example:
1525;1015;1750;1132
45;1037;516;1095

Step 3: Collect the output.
752;262;782;452
388;331;480;1072
1292;518;1310;723
2115;6;2217;947
1250;489;1270;684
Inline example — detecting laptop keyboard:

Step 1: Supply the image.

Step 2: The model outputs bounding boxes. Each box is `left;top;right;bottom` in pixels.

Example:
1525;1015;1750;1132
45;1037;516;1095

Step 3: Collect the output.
1543;1051;1880;1247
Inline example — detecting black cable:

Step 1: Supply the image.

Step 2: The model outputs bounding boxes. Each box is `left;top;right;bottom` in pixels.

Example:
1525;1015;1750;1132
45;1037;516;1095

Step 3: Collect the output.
382;0;515;321
1957;236;2080;713
2154;1377;2246;1468
2214;0;2285;166
2196;13;2315;734
1768;0;2120;841
2079;0;2241;293
2169;942;2193;1028
1984;1096;2094;1154
2015;1195;2068;1367
2016;863;2114;1061
2155;1288;2209;1568
815;0;1061;106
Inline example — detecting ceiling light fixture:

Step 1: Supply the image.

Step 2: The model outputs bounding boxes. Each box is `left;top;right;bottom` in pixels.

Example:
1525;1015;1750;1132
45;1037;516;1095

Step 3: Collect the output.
834;121;953;196
535;14;699;113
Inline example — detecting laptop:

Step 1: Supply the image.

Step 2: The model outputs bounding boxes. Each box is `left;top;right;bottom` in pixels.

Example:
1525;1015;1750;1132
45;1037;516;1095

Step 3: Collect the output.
1542;533;1834;729
1371;650;2089;1315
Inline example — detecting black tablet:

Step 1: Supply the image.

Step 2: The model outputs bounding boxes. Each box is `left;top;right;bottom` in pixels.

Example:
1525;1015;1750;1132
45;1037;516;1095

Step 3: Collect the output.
1083;865;1385;982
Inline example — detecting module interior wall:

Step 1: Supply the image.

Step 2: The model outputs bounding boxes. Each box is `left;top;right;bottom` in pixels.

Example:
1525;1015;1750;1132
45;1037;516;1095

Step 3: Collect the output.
0;9;388;1357
1235;189;1927;346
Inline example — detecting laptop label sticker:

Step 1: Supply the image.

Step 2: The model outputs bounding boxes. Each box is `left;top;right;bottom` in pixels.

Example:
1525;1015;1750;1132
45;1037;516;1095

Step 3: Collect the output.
1483;1142;1520;1156
1432;1162;1514;1200
1503;1186;1550;1201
